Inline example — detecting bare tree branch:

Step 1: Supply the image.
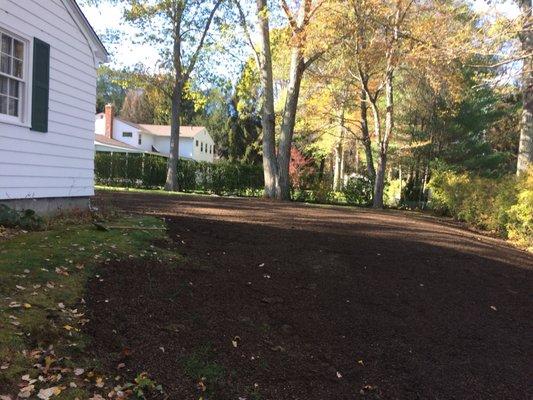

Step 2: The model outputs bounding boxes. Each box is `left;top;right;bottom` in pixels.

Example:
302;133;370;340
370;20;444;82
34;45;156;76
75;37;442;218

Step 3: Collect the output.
184;0;224;81
234;0;262;70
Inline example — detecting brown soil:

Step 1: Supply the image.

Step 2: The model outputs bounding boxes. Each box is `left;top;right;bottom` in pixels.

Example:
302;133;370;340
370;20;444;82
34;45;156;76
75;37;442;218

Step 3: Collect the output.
87;191;533;399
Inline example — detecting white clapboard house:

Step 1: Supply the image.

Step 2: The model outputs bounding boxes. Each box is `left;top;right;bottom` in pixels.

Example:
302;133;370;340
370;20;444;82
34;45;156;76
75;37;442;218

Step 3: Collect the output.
0;0;107;214
95;104;215;163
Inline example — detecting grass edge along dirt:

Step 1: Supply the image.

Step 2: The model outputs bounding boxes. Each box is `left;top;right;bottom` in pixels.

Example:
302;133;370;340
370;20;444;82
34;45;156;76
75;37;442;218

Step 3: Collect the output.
0;215;179;399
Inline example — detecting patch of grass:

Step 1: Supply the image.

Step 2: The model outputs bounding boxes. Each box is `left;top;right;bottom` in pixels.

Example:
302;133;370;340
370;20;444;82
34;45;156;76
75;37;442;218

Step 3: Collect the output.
0;214;179;398
181;344;225;395
258;322;271;335
96;185;215;197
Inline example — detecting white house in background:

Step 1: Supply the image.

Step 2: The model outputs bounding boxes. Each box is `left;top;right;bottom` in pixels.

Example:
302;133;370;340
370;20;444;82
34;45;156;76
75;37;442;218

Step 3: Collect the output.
0;0;107;214
95;104;215;163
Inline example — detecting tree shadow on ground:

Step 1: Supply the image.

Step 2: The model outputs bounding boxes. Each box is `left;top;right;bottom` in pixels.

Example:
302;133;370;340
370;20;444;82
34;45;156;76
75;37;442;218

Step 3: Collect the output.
86;208;532;400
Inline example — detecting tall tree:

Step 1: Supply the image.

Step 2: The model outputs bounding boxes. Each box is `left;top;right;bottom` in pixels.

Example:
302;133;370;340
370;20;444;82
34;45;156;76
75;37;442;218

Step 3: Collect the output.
238;0;327;199
516;0;533;174
336;0;475;207
123;0;224;191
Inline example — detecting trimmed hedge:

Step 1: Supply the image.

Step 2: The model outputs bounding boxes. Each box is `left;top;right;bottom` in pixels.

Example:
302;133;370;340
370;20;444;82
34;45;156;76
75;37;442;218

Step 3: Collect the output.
94;152;264;195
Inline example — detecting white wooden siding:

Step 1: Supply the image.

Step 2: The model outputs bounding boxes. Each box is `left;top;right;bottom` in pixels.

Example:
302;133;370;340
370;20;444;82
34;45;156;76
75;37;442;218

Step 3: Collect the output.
192;129;215;163
0;0;98;200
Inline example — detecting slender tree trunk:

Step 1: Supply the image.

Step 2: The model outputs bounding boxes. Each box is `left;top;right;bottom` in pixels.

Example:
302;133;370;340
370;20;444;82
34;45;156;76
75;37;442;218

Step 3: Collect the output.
517;0;533;174
355;139;360;174
373;71;394;208
278;46;306;200
398;164;403;204
360;89;375;180
340;143;345;187
333;110;345;191
165;13;183;192
373;153;387;208
318;157;325;180
256;0;279;198
165;83;182;191
333;145;343;191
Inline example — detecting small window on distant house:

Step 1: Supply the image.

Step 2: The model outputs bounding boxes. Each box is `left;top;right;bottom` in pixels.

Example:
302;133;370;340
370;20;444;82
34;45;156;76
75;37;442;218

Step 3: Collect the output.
0;31;25;120
196;140;198;147
122;131;132;138
138;134;142;145
201;142;203;152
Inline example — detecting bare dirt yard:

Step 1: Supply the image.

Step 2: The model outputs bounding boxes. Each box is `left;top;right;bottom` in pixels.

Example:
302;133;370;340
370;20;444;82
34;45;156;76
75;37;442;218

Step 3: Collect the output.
89;191;533;400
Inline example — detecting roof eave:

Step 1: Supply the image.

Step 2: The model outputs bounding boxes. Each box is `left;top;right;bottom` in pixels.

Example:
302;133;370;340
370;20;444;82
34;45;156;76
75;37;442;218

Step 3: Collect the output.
65;0;109;63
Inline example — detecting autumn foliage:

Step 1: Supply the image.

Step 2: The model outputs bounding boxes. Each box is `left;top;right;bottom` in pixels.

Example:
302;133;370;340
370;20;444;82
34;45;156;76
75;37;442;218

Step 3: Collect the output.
289;146;314;190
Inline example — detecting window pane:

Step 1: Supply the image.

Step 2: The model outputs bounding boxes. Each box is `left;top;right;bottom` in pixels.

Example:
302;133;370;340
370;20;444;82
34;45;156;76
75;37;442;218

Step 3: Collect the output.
8;97;18;116
0;95;7;114
8;79;19;98
0;76;7;95
13;59;22;78
0;54;11;74
13;40;23;60
1;34;11;55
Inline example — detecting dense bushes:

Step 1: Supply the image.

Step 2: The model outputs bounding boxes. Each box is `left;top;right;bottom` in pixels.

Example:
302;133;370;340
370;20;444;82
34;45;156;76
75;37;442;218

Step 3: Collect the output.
0;205;43;230
94;152;264;195
291;175;373;206
428;167;532;251
94;153;167;188
506;171;533;250
343;175;373;206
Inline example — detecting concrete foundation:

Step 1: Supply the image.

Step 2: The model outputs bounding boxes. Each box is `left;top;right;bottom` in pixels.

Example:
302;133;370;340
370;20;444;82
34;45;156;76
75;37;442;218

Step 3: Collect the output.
0;196;90;217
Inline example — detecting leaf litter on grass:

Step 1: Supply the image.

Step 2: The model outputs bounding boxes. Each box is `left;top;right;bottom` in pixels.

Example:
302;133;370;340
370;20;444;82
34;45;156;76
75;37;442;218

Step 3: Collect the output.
0;215;179;399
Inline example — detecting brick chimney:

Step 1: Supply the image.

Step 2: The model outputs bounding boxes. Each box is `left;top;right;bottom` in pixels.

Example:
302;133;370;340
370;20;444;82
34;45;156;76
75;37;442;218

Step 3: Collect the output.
104;104;114;138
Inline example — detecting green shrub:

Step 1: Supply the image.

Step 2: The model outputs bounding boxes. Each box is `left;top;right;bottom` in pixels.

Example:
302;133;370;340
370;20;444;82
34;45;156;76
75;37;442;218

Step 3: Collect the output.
428;167;533;250
384;179;401;207
309;180;333;204
343;175;373;206
506;169;533;251
427;169;471;216
0;205;43;230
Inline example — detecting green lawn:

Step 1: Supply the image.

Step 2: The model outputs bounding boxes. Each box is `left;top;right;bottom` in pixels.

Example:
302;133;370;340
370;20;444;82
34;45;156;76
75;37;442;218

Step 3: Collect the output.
0;215;178;399
96;185;216;197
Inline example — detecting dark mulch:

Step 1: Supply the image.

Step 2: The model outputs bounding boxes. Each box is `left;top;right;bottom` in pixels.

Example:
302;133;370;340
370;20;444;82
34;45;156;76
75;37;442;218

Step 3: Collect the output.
86;192;533;400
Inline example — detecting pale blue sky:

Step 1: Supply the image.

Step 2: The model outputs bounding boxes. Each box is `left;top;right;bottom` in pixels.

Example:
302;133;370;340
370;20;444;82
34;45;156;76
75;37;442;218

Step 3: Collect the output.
80;0;520;71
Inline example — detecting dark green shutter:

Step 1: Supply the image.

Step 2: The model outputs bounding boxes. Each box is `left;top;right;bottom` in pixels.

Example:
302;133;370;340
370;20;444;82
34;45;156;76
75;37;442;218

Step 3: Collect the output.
31;38;50;133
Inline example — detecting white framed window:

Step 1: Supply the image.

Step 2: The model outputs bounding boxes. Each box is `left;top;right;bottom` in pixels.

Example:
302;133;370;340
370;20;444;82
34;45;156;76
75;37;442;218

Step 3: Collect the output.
138;133;142;145
122;131;132;138
0;28;29;125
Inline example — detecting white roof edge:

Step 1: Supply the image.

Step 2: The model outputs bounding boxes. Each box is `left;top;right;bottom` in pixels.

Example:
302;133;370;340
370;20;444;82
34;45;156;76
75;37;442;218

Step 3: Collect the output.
94;141;142;153
63;0;109;63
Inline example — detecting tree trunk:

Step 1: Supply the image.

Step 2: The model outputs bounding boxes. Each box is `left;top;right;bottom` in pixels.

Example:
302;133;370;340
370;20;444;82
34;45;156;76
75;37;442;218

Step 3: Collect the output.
355;139;360;174
333;145;342;191
256;0;279;198
277;45;305;200
517;0;533;175
360;89;375;180
373;152;387;207
373;71;394;208
333;110;345;191
165;11;182;192
165;84;182;191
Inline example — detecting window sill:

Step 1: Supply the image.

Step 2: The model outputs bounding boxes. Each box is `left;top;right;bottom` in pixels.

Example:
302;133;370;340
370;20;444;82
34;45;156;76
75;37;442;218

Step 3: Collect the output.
0;117;31;129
